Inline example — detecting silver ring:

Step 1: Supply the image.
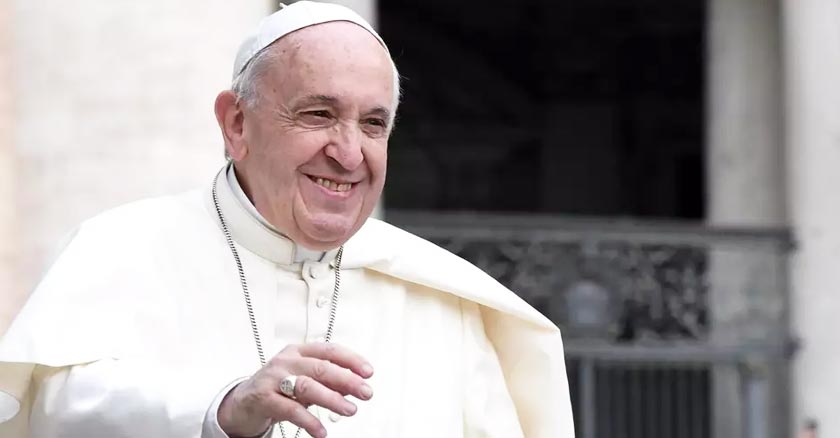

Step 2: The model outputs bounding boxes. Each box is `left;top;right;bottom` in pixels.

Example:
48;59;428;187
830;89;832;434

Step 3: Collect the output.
279;375;298;399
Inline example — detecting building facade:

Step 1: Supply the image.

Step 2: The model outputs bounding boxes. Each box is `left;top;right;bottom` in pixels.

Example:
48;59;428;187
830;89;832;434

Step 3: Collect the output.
1;0;839;437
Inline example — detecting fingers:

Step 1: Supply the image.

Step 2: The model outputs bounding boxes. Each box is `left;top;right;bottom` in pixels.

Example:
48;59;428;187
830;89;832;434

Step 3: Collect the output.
297;342;375;379
262;394;327;438
292;375;358;417
258;342;373;431
290;357;374;401
222;343;373;438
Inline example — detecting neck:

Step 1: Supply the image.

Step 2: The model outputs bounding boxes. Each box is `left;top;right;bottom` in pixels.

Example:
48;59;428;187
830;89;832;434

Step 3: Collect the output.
224;163;327;263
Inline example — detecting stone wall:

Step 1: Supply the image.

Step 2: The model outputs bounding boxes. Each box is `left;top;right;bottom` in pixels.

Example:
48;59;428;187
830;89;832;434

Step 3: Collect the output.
1;0;273;333
785;1;840;436
0;0;18;333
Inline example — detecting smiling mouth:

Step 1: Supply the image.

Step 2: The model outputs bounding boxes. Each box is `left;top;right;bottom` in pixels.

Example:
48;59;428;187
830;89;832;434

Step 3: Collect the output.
308;175;354;192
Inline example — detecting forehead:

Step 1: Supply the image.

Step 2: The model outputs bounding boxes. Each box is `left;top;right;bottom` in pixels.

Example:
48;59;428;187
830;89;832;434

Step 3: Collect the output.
263;22;394;107
281;21;386;54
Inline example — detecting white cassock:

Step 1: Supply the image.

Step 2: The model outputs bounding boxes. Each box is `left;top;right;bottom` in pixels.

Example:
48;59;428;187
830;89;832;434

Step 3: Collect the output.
0;164;574;438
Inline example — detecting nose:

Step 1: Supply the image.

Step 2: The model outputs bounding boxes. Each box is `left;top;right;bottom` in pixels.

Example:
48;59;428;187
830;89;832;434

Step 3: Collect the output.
325;121;364;171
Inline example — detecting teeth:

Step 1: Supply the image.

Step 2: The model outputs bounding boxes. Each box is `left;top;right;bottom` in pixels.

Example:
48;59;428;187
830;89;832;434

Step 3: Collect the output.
312;176;352;192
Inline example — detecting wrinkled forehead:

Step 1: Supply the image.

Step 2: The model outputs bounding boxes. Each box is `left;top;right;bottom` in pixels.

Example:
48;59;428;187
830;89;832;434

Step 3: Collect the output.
266;23;396;108
232;1;389;80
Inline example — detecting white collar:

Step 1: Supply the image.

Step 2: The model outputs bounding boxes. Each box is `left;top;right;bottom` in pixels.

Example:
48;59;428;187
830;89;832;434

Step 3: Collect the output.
211;163;332;265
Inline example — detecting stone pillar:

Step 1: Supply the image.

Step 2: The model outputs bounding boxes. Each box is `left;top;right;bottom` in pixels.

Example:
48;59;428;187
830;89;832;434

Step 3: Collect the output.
0;0;19;335
707;0;785;227
10;0;272;317
706;0;786;437
783;1;840;436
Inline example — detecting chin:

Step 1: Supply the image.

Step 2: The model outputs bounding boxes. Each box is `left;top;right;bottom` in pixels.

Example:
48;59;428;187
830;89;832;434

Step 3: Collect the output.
298;216;359;249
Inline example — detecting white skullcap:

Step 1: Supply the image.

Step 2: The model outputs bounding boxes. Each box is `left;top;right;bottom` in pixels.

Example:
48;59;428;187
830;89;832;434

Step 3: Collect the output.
232;1;387;80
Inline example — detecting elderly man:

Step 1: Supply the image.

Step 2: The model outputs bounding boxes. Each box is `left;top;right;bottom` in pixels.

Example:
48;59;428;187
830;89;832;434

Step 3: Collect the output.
0;2;573;438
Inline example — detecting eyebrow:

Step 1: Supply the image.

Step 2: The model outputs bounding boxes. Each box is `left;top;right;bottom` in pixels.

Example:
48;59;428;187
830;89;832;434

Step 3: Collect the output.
365;106;392;121
292;94;339;108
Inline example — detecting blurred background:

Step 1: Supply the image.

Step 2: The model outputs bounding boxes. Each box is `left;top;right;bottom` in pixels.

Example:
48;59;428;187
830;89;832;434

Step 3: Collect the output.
0;0;837;437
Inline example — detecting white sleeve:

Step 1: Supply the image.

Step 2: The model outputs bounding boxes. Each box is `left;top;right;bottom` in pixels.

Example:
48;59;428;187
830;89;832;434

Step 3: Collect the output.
27;359;243;438
461;300;525;438
201;377;273;438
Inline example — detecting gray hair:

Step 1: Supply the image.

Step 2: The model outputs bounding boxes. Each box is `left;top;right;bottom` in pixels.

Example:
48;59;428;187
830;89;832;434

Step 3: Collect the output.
231;42;402;126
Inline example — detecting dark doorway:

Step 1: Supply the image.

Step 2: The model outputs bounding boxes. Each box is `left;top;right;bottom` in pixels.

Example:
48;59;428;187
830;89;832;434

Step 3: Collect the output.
380;0;706;219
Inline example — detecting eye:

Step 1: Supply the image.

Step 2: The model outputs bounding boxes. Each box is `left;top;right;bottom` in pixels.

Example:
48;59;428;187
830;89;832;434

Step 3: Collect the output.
303;110;332;119
298;109;335;126
365;118;387;128
362;118;388;137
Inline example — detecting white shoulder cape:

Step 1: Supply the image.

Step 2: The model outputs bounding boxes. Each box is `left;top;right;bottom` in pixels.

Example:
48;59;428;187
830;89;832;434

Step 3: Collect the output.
0;188;574;438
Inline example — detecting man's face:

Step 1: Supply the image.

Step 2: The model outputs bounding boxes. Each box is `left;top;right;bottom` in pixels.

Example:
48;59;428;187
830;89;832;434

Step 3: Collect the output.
230;22;394;250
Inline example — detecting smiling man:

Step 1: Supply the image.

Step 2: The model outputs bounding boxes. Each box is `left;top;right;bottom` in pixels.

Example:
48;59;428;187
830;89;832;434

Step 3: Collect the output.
0;2;573;438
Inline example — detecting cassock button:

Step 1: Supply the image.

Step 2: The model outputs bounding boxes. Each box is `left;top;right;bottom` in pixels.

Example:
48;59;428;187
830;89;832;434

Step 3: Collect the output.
329;412;343;423
316;295;330;308
308;264;329;279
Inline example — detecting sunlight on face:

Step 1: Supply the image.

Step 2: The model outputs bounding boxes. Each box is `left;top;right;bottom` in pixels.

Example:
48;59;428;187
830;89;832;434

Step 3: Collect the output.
234;22;395;250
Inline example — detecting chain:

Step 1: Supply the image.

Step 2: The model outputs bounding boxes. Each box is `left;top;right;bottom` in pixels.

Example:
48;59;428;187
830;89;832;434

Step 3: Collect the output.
212;172;344;438
325;247;343;342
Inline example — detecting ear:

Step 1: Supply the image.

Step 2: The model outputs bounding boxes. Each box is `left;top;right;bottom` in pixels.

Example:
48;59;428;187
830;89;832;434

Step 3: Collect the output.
215;90;248;161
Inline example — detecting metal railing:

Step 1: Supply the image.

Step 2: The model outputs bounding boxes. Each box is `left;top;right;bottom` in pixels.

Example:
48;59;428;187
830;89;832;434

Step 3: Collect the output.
565;342;793;438
387;210;794;438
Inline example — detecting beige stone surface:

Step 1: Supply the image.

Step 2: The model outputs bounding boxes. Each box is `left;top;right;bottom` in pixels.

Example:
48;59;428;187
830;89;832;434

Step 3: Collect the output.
1;0;273;333
0;0;383;333
707;0;786;227
705;1;787;437
784;1;840;436
0;0;20;334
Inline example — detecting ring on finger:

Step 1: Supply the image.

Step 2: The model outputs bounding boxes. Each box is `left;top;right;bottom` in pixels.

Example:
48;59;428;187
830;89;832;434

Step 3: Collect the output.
279;375;299;400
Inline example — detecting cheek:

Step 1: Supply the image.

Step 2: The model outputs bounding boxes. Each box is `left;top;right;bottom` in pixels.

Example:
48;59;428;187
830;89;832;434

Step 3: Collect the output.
364;142;389;180
263;134;326;175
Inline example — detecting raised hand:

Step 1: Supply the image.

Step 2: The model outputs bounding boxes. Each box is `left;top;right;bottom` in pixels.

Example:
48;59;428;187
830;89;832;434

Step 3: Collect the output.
218;343;374;438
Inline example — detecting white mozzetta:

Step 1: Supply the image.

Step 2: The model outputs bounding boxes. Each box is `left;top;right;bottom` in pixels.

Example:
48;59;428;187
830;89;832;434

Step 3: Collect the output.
0;166;573;438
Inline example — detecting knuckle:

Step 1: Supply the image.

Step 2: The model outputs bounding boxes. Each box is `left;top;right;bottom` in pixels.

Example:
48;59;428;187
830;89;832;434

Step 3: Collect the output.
268;355;285;368
296;376;313;397
312;360;329;379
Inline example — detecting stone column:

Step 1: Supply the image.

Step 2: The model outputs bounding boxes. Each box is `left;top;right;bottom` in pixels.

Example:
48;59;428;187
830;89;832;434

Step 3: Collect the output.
0;0;19;335
706;0;786;437
783;1;840;436
11;0;271;309
707;0;786;227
